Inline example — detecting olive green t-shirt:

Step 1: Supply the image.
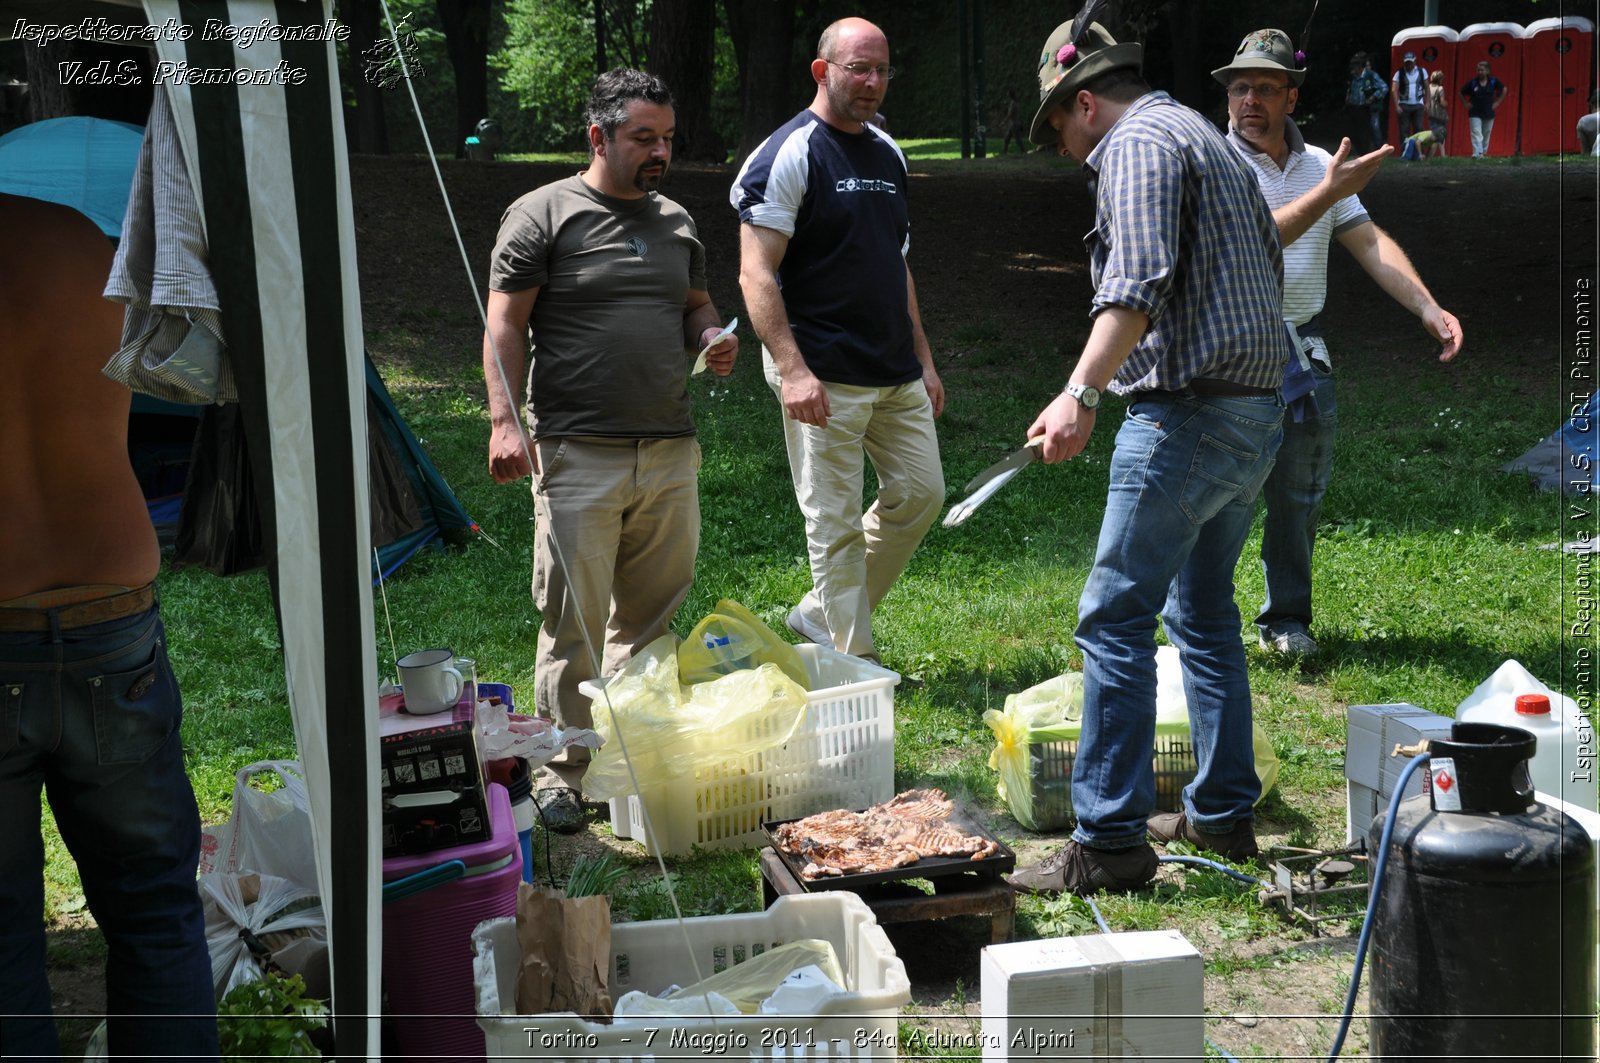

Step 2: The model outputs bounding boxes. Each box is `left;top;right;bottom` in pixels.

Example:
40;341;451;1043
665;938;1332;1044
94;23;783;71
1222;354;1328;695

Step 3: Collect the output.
489;175;707;439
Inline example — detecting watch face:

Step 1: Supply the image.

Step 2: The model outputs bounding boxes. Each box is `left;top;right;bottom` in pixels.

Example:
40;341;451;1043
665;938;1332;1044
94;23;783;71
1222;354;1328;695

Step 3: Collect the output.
1072;384;1100;408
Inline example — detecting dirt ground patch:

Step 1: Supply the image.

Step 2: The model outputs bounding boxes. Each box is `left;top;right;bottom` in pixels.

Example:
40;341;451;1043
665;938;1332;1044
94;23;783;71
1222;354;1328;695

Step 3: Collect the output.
45;150;1594;1059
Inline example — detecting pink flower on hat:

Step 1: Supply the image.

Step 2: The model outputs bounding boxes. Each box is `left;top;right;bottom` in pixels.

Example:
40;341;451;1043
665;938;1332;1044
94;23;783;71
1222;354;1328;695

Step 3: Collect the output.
1057;43;1077;66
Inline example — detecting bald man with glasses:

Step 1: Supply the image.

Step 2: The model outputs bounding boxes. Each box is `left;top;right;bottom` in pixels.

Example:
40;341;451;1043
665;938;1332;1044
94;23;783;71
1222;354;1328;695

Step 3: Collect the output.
732;17;944;663
1216;29;1461;663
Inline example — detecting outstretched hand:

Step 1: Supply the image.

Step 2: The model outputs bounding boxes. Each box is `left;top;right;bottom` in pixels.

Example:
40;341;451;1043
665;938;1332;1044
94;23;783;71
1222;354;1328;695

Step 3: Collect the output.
1322;137;1392;201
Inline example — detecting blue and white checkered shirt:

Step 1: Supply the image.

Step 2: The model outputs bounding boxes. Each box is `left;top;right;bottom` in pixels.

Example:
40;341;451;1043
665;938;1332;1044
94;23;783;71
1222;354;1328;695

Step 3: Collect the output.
1083;91;1291;394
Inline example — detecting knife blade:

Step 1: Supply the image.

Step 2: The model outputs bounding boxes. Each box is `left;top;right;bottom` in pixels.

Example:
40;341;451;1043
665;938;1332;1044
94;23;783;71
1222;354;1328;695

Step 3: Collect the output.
942;437;1044;528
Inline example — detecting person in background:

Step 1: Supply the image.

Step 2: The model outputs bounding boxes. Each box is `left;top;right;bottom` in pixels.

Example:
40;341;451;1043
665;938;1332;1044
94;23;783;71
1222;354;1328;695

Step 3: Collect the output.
481;69;737;832
1007;19;1289;895
1577;91;1600;156
1345;52;1387;151
1425;69;1449;151
1402;127;1443;160
999;88;1027;154
1215;29;1461;661
732;16;945;664
1460;59;1507;158
1391;51;1429;144
0;193;218;1060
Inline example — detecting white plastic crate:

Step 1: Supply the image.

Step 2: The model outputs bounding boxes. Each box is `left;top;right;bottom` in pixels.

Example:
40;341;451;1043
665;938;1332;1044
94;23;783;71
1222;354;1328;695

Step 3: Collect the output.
586;644;898;857
473;893;911;1060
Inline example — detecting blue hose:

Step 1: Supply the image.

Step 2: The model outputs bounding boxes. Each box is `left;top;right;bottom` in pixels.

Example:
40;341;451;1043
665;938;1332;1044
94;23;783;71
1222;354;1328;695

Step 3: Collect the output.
1082;893;1112;934
1156;853;1270;886
1206;1038;1244;1062
1324;751;1431;1061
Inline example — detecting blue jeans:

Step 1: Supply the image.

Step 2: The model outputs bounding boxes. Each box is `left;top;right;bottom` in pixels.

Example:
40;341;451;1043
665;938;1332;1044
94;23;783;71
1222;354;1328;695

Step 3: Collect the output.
0;604;218;1060
1071;392;1283;849
1257;364;1337;637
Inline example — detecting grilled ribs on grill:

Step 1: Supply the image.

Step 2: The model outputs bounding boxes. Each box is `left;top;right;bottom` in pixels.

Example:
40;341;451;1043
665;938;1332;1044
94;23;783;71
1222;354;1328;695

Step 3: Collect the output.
772;787;1000;879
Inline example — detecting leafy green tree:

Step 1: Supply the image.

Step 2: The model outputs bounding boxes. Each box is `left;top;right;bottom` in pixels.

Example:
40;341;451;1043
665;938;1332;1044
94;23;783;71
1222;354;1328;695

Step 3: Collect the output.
494;0;598;151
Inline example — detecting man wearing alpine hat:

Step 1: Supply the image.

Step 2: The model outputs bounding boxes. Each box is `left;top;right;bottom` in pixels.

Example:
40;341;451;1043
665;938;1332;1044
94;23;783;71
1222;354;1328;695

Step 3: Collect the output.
1008;6;1290;896
1216;29;1461;663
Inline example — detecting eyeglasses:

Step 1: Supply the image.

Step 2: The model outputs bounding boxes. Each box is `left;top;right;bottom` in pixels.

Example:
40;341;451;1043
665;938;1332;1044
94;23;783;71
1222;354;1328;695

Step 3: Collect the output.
826;60;896;81
1227;82;1286;99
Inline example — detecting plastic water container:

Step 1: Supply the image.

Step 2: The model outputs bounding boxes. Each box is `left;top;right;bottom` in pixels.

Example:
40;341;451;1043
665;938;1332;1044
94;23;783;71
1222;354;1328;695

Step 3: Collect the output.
1457;660;1597;811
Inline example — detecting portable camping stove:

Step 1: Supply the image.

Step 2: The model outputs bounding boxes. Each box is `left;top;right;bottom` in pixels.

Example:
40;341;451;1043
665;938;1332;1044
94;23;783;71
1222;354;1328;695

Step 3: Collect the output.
1259;843;1371;931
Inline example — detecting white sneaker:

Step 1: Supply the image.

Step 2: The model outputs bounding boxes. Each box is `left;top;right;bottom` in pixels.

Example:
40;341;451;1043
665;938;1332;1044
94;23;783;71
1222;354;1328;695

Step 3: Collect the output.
785;606;831;646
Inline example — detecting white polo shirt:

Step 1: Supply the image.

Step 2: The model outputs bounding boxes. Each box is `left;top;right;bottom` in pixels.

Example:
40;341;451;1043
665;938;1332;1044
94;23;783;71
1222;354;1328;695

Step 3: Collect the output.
1226;119;1370;346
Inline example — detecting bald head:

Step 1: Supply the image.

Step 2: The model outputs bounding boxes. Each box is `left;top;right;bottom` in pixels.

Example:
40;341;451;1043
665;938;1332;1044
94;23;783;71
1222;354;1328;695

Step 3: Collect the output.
811;17;892;132
818;17;886;62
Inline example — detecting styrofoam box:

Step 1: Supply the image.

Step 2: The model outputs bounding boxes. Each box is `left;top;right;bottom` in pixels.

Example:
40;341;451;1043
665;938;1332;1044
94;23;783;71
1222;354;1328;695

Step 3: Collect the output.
473;893;911;1060
980;930;1202;1062
588;645;898;857
1344;703;1455;843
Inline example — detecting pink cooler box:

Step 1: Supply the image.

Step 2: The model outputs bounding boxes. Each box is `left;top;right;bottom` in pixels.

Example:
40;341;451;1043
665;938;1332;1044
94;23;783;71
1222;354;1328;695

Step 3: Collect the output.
383;781;522;1062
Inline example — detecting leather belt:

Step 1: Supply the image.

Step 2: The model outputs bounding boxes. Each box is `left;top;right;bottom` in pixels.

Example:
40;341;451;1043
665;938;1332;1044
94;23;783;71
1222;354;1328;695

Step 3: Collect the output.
0;584;157;633
1181;378;1277;398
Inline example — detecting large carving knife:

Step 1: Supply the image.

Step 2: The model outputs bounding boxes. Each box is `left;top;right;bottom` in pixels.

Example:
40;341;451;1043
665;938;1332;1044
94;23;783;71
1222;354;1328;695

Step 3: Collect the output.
942;437;1045;527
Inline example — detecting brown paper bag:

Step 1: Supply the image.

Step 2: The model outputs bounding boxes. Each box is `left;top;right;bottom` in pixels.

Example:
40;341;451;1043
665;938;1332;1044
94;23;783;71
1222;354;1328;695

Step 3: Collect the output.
514;884;614;1020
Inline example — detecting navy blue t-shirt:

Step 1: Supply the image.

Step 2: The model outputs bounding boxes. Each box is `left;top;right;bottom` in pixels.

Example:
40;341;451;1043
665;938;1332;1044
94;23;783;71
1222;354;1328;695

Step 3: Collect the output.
1460;75;1505;121
731;110;920;387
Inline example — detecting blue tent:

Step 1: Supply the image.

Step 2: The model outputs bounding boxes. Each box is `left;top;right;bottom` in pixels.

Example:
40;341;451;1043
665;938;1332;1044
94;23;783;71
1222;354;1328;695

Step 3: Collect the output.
1502;393;1600;494
0;116;142;237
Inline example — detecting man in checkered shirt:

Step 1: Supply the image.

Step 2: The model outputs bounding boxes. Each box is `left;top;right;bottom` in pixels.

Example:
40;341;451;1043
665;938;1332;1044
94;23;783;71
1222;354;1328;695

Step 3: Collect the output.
1010;17;1291;897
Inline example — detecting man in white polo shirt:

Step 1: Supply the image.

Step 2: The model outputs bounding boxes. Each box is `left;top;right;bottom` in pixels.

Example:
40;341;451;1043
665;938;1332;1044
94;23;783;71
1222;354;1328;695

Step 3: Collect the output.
1215;29;1463;659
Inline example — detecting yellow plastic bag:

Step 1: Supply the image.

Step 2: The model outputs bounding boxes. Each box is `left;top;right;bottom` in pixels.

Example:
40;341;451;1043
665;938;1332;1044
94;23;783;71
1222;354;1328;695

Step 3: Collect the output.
678;599;810;689
584;635;809;801
984;648;1279;832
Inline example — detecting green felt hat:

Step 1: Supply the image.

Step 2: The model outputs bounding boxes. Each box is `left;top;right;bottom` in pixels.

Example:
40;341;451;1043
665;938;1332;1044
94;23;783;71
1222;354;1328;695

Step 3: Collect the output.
1029;19;1143;147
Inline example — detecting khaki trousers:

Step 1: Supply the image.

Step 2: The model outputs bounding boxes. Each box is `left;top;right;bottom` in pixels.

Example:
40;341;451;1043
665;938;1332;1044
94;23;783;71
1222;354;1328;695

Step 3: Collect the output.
763;350;944;658
532;435;700;791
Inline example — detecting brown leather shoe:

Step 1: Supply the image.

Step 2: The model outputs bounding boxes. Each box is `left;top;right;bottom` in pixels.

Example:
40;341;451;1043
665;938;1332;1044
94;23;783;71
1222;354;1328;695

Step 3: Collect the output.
1008;840;1158;896
1146;811;1259;862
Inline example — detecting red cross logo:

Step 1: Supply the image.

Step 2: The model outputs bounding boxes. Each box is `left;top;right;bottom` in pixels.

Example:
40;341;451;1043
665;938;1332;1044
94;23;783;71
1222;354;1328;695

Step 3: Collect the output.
1434;769;1455;792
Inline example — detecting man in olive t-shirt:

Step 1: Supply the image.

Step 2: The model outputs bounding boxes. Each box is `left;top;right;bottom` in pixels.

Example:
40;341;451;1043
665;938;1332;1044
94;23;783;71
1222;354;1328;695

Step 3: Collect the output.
481;69;737;832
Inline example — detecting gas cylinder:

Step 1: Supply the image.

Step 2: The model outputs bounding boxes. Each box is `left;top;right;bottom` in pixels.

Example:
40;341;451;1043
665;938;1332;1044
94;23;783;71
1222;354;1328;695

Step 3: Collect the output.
1369;722;1596;1061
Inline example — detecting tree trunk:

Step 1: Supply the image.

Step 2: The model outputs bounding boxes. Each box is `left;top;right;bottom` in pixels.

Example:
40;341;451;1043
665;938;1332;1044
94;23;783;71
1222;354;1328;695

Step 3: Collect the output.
436;0;492;159
25;41;76;121
647;0;721;162
344;0;391;154
1164;0;1207;113
726;0;795;163
595;0;609;74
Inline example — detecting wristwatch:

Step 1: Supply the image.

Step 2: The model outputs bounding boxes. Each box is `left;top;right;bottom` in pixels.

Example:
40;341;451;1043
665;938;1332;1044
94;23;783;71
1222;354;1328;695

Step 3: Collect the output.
1064;382;1101;409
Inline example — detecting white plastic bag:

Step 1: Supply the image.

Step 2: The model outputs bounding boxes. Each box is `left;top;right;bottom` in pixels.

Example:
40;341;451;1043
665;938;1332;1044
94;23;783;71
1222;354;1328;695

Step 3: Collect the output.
198;761;320;893
198;871;326;999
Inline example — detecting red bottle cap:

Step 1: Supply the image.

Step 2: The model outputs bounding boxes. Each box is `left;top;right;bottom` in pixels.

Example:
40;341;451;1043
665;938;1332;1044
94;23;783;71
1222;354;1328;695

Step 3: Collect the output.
1514;693;1552;716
